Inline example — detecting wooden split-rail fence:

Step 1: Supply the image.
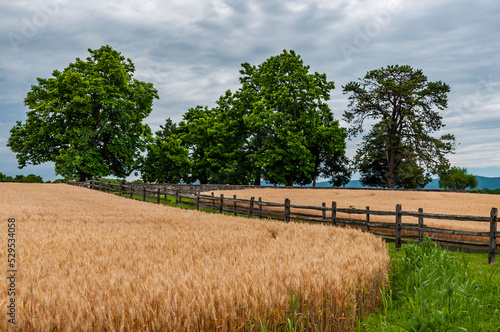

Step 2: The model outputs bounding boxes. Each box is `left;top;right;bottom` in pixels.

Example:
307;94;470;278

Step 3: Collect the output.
69;179;499;264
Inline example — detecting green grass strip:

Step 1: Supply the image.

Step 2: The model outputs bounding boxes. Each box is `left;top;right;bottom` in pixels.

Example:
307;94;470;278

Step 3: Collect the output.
358;238;500;331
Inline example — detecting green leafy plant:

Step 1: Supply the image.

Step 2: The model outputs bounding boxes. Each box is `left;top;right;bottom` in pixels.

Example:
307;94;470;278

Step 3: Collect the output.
359;238;500;331
438;165;478;190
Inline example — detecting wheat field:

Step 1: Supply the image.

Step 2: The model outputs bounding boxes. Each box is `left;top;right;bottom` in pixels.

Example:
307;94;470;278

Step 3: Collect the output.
210;188;500;243
0;184;389;331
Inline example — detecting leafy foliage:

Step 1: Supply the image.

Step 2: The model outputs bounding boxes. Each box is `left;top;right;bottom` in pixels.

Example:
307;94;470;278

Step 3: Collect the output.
141;119;191;183
174;50;349;186
343;65;455;189
0;172;44;183
438;166;478;190
178;94;254;184
355;124;432;189
359;239;500;331
7;45;158;181
239;50;347;186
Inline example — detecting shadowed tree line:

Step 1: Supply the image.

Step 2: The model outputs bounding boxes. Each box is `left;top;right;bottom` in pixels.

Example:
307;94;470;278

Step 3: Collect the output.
0;172;44;183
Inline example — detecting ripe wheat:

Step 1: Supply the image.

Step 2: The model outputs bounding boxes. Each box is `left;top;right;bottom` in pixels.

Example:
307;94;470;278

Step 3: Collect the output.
211;188;500;243
0;184;389;331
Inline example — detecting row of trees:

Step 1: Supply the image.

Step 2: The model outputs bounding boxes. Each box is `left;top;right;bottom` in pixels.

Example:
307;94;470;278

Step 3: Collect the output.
0;172;44;183
7;45;478;189
143;50;349;186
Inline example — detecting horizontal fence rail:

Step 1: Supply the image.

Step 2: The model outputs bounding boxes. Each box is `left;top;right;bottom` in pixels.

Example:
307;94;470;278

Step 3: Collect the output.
69;180;499;264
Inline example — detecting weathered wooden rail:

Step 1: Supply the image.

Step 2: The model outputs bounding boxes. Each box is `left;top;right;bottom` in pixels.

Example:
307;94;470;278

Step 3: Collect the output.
69;180;499;264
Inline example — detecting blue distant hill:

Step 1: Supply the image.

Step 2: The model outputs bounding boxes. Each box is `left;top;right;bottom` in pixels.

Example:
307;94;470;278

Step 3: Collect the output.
317;176;500;190
195;176;500;190
473;176;500;190
420;176;500;190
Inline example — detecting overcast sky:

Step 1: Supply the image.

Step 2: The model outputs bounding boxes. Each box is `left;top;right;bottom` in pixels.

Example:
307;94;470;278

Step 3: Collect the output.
1;0;499;181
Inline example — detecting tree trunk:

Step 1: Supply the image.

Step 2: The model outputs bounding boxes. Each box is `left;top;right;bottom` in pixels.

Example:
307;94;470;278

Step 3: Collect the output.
387;151;397;189
78;171;91;182
312;156;321;187
286;174;294;187
254;168;261;186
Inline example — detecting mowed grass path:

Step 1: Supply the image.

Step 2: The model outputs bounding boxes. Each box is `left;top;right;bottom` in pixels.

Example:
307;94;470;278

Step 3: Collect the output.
0;184;389;331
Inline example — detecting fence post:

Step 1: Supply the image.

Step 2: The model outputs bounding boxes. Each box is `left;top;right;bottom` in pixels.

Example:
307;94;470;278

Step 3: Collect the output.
119;181;123;196
130;183;134;198
175;189;179;205
108;181;111;193
322;202;326;225
157;187;161;204
366;206;370;232
259;197;263;219
196;194;200;211
331;201;337;226
395;204;402;251
488;207;498;264
100;179;103;191
211;192;215;210
233;195;237;216
219;194;224;214
143;186;146;202
418;208;424;243
249;197;255;219
284;198;290;223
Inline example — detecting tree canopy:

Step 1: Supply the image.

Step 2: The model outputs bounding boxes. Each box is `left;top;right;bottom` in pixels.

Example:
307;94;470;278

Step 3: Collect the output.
238;50;347;186
343;65;455;189
141;119;191;183
0;172;44;183
8;45;158;181
177;94;253;185
171;50;348;186
438;166;478;190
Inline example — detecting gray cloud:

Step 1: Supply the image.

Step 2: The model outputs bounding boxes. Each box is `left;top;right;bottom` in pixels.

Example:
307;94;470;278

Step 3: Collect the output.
1;0;499;180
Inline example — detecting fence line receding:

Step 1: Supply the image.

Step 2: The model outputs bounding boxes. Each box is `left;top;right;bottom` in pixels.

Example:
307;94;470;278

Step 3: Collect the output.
69;180;499;264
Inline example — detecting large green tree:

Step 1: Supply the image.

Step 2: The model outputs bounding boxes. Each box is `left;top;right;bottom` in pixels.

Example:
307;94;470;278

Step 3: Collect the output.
177;93;254;185
237;50;347;186
141;119;191;183
343;65;455;189
177;106;217;184
177;50;348;186
8;45;158;181
354;123;433;189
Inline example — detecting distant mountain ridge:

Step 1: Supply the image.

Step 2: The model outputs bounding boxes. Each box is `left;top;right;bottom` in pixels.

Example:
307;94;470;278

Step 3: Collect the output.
322;176;500;190
199;176;500;189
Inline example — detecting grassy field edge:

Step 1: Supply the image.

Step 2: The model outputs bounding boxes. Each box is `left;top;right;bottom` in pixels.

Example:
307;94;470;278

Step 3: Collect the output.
357;239;500;331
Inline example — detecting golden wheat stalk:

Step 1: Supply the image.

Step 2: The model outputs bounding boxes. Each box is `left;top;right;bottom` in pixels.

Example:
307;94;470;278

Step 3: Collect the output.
0;183;389;331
